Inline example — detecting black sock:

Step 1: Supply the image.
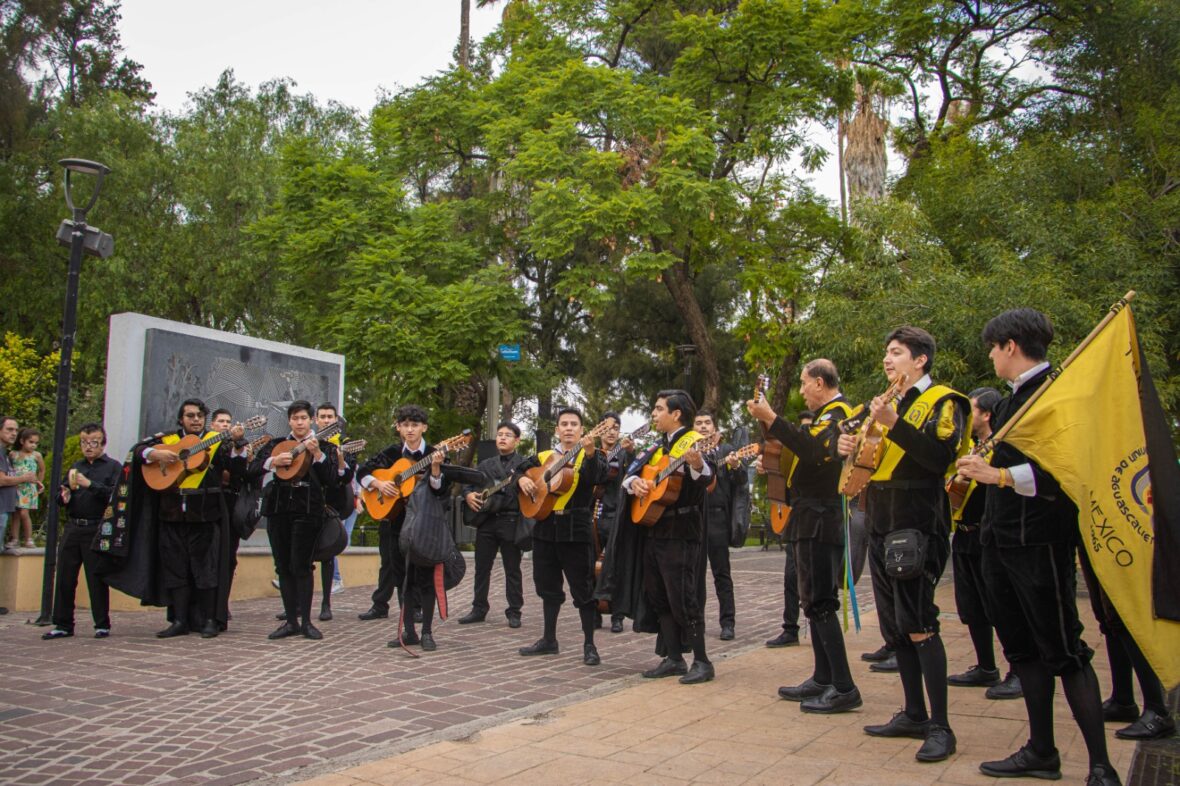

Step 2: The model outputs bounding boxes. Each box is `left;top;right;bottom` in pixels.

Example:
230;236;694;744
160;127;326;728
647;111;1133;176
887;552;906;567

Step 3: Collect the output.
297;574;314;626
1014;660;1057;757
277;575;297;623
171;586;192;629
812;612;853;692
579;605;597;646
196;587;215;626
967;622;997;671
895;645;929;722
1118;630;1169;716
659;614;685;662
1104;631;1136;706
810;616;832;685
542;600;560;643
691;627;710;665
915;634;950;727
320;560;332;608
1061;663;1113;771
420;591;435;635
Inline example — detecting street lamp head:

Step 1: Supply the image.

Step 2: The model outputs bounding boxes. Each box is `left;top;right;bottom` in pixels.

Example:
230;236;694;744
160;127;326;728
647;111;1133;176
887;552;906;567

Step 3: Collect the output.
58;158;110;217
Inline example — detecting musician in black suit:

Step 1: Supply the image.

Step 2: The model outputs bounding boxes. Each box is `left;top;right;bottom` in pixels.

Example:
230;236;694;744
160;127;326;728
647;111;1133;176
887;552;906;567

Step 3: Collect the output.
143;399;247;639
458;421;526;628
595;411;635;633
624;390;717;684
515;408;607;665
355;404;449;651
692;411;743;641
250;400;338;640
315;404;355;621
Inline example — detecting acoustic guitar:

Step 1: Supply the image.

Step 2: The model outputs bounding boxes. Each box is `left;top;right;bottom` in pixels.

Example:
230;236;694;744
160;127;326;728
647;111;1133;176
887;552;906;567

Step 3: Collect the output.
629;432;720;526
838;374;907;497
946;440;989;512
752;375;793;534
271;421;344;481
361;431;473;520
517;421;612;520
142;415;268;491
462;473;518;528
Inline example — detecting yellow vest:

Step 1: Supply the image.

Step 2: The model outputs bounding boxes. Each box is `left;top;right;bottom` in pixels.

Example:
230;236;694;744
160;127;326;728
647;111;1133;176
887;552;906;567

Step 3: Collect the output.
536;446;587;511
785;399;853;485
162;431;222;489
646;429;703;469
871;385;971;483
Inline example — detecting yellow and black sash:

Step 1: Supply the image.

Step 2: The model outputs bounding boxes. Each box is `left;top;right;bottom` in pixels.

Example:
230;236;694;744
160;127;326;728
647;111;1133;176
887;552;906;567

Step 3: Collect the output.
951;441;993;522
872;385;971;483
645;429;703;469
162;431;222;489
536;447;587;512
785;399;853;486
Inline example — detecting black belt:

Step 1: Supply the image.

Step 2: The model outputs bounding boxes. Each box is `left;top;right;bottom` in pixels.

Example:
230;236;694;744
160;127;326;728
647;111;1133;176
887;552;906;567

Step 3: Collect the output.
284;481;312;489
551;507;588;518
664;506;698;517
875;479;940;491
178;487;221;496
68;517;101;527
956;523;979;533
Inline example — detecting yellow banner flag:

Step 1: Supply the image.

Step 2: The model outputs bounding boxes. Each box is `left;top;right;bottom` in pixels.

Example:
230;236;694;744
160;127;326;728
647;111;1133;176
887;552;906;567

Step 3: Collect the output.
1001;303;1180;689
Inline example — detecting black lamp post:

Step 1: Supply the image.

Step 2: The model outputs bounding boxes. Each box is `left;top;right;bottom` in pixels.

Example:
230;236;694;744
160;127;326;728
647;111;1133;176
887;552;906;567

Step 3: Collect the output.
35;159;114;625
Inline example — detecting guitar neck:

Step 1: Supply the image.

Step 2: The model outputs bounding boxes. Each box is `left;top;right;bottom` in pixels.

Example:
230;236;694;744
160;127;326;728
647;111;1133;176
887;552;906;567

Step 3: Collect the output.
543;447;582;482
192;431;229;452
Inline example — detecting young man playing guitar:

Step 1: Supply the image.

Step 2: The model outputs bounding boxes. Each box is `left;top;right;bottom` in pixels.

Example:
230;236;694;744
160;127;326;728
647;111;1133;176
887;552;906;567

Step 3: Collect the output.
356;404;448;650
595;411;636;633
837;328;969;762
748;359;861;714
515;408;606;665
459;421;527;629
691;411;745;641
624;390;716;684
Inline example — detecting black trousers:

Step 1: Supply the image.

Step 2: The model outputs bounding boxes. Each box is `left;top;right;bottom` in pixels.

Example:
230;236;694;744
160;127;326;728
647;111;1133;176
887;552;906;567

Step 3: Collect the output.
868;530;948;648
781;544;800;634
268;514;320;578
704;519;735;627
159;519;219;590
982;541;1092;675
795;539;842;618
471;515;523;615
52;521;110;632
532;537;595;609
951;531;990;627
644;537;704;637
371;519;401;613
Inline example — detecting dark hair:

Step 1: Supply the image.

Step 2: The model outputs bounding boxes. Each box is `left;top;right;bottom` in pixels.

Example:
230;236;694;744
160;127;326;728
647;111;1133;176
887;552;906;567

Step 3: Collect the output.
695;409;716;425
496;421;521;438
396;404;428;424
601;411;621;426
803;358;840;389
981;308;1054;362
656;389;696;428
798;410;816;423
555;407;583;425
316;402;338;416
885;326;937;375
287;400;314;418
78;422;107;444
968;388;1002;416
15;427;40;450
210;408;232;421
177;398;208;425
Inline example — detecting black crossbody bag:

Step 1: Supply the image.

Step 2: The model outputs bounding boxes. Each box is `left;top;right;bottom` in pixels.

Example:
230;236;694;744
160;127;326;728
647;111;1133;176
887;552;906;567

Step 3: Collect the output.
883;528;928;580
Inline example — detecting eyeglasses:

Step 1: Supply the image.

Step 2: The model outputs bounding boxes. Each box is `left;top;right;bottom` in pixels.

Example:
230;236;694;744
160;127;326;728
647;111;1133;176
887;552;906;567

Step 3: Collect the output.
80;439;104;448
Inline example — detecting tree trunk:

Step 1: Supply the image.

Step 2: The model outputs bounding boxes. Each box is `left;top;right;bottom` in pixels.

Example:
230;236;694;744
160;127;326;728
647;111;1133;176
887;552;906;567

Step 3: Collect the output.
661;260;721;412
459;0;471;70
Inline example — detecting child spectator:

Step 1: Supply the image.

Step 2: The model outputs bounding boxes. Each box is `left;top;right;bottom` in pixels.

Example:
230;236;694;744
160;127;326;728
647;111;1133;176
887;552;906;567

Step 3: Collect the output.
7;427;44;548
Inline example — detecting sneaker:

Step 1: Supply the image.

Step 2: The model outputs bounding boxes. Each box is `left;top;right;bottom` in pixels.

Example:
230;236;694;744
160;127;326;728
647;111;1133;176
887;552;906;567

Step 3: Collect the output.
94;628;110;639
41;628;73;640
331;580;344;595
21;540;35;548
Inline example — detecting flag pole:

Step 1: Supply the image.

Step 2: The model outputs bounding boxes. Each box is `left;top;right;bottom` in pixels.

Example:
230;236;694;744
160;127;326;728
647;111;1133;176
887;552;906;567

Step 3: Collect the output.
979;290;1137;453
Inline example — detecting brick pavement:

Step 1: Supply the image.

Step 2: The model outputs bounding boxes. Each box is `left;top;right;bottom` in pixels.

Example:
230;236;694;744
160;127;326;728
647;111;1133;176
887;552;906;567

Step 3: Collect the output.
0;548;817;785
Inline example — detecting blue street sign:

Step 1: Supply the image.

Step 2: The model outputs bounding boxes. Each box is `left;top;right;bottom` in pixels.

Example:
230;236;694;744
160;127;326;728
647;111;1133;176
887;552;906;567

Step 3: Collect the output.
498;343;521;362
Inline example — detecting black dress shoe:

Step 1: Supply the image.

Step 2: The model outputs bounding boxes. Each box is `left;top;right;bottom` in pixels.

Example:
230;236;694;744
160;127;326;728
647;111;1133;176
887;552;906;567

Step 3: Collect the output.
642;657;688;678
318;607;333;621
986;672;1024;700
1102;698;1140;724
719;625;735;641
1085;763;1122;786
275;611;288;620
861;644;893;662
420;632;436;651
357;607;388;621
507;613;522;629
864;710;931;739
401;628;420;646
1115;708;1176;740
978;743;1062;779
948;664;1000;687
680;660;715;684
458;609;487;624
267;622;299;640
916;725;956;762
766;630;799;647
41;628;73;640
519;638;559;656
869;654;899;673
301;623;323;640
200;619;220;639
583;643;600;666
778;677;830;702
802;685;863;714
610;618;624;634
156;621;190;639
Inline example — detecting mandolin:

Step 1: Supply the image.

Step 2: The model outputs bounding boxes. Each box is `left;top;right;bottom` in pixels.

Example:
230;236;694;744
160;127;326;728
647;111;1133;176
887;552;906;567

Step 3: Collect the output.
272;421;344;481
838;374;908;497
518;420;612;520
361;431;473;520
142;415;268;491
630;432;720;526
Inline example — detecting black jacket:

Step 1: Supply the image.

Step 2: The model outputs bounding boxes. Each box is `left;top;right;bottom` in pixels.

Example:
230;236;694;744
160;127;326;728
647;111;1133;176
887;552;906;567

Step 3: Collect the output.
250;435;338;516
515;446;606;543
767;396;849;544
357;441;449;525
